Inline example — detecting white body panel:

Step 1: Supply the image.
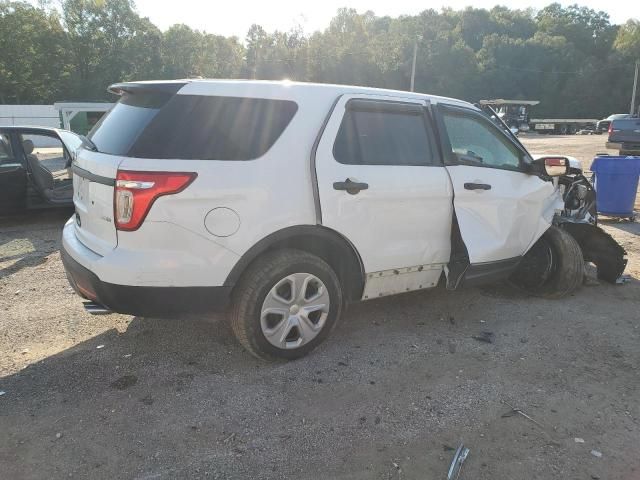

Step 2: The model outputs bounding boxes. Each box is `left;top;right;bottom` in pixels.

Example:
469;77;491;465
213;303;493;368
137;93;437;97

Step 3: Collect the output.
72;150;122;255
61;80;559;298
315;93;453;290
446;165;555;263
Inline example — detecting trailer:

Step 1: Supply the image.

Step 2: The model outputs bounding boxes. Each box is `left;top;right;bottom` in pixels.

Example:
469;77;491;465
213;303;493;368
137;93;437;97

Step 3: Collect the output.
529;118;598;135
479;99;597;135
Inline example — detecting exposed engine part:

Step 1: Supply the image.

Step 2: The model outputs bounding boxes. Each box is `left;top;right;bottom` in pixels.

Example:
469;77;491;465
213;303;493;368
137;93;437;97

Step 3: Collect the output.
557;171;598;225
554;170;628;283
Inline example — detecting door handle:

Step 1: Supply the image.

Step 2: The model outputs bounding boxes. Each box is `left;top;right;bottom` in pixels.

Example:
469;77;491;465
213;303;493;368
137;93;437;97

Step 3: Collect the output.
464;182;491;191
333;178;369;195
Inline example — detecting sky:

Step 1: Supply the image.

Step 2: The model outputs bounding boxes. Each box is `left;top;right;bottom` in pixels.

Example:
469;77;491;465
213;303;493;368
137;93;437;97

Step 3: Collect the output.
133;0;637;38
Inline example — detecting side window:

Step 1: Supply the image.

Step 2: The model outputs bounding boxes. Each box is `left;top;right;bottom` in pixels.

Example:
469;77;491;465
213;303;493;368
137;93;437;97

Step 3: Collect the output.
333;104;435;166
0;134;14;164
128;96;298;160
442;109;522;170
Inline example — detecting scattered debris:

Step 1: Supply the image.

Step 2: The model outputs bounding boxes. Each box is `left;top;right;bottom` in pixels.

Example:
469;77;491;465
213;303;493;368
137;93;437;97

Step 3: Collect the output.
591;450;602;458
140;395;154;406
574;437;585;443
96;345;105;349
472;331;494;344
448;340;457;354
55;432;62;439
0;391;5;396
447;444;470;480
443;444;456;452
21;349;29;355
223;432;236;444
501;401;544;430
616;275;631;285
123;354;132;358
14;290;20;295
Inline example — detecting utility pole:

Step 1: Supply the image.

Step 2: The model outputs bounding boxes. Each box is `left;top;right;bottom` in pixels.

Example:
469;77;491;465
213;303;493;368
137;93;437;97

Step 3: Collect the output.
631;60;639;116
410;39;418;92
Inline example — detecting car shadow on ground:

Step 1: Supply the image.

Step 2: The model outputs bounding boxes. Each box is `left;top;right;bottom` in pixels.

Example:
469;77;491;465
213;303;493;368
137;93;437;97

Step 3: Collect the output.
0;209;71;280
2;281;639;479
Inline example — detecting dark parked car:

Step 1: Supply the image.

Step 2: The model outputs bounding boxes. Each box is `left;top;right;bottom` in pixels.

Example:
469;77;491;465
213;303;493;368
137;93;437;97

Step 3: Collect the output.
597;113;632;132
0;127;87;214
606;116;640;155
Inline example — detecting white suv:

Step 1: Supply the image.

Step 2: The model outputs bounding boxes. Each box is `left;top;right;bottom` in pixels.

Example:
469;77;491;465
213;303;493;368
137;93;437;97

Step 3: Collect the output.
60;80;619;360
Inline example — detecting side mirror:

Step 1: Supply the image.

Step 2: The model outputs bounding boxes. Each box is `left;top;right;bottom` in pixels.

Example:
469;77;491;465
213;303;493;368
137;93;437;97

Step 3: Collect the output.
533;156;569;177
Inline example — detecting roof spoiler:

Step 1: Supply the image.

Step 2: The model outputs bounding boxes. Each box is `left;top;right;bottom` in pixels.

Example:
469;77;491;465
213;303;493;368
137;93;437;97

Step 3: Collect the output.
107;82;188;96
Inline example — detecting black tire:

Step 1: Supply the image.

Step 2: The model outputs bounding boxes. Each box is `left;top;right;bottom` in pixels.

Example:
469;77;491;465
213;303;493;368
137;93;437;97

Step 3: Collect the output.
230;249;343;361
560;223;627;283
509;226;584;298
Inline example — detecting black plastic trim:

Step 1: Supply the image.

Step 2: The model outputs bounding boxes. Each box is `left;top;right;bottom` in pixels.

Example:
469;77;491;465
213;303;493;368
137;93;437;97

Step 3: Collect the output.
310;95;342;224
71;164;115;186
108;81;188;96
462;256;522;287
346;98;424;115
61;244;231;317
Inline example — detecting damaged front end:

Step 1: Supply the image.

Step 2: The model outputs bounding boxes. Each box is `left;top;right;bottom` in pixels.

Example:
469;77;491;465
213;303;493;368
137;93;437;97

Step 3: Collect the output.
555;163;628;283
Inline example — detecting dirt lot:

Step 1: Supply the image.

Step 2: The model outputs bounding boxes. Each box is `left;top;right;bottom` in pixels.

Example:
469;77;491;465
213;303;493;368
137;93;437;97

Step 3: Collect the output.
1;135;639;480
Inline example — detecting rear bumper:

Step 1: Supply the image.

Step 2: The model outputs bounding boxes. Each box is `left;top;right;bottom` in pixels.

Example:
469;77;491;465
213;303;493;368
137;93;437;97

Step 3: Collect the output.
61;226;232;318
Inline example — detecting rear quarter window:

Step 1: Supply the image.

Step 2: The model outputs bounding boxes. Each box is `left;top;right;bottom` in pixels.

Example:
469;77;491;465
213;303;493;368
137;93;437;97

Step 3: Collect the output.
130;96;298;160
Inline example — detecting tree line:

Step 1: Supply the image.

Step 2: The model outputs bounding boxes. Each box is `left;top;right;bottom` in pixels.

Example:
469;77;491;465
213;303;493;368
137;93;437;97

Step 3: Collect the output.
1;0;640;118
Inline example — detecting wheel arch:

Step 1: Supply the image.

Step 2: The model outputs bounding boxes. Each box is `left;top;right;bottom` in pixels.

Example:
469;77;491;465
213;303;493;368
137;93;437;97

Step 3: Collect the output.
224;225;366;302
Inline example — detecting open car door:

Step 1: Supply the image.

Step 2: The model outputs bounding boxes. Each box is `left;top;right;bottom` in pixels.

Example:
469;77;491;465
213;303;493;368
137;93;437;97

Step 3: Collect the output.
10;127;89;207
435;104;561;287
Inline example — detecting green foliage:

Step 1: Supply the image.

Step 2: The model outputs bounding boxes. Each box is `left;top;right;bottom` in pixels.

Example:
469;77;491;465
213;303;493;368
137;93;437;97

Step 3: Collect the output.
0;0;637;117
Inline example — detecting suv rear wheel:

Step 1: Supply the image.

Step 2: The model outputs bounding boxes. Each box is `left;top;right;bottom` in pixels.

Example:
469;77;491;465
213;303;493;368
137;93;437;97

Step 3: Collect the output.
231;249;343;361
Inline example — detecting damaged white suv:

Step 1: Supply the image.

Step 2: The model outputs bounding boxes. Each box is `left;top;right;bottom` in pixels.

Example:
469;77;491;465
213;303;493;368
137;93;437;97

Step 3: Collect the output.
60;80;627;360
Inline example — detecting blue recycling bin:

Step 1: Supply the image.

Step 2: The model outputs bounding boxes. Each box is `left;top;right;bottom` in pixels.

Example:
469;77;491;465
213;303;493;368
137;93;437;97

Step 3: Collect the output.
590;156;640;219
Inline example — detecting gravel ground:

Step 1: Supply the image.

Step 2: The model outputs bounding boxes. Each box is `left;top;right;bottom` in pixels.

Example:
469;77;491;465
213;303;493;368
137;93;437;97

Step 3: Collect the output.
1;135;639;479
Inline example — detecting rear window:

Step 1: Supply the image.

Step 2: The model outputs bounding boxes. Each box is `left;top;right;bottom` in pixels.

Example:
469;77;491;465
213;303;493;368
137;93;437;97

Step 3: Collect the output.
89;94;298;160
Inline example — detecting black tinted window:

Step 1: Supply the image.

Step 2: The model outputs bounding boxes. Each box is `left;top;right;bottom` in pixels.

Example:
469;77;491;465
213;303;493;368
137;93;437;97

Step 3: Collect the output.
89;94;298;160
333;106;434;166
88;92;171;155
131;95;297;160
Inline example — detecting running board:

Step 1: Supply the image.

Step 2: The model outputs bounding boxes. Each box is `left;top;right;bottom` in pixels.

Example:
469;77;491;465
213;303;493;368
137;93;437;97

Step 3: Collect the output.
83;301;112;315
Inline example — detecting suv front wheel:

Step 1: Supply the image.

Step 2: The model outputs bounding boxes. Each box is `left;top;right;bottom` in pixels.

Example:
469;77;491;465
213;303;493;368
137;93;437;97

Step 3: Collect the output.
231;249;344;361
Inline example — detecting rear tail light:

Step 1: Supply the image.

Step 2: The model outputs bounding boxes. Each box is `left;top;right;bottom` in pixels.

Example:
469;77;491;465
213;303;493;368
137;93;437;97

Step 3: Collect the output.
114;170;197;231
608;123;613;136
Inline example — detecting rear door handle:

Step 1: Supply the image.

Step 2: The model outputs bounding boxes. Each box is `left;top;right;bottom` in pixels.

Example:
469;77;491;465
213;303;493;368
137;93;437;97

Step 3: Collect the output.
464;182;491;190
333;178;369;195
